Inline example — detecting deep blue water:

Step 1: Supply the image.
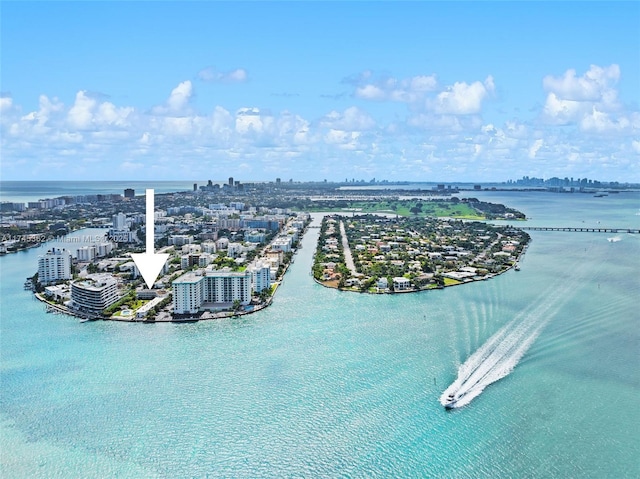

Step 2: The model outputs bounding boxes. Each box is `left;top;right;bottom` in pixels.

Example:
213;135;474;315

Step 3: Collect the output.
1;190;639;477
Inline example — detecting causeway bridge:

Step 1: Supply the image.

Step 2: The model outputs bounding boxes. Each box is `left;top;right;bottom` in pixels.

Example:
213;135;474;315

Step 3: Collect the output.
519;226;639;234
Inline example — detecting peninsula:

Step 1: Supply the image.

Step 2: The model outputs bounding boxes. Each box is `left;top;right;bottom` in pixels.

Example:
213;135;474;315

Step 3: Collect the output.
313;214;530;293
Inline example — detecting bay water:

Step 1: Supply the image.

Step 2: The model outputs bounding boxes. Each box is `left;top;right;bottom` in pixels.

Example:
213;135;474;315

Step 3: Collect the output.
1;190;638;477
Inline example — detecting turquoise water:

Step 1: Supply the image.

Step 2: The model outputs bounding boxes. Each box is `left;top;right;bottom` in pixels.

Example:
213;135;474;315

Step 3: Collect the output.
1;192;639;477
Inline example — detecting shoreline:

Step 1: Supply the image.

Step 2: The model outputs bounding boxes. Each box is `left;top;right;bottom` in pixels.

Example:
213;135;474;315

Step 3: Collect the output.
31;231;298;324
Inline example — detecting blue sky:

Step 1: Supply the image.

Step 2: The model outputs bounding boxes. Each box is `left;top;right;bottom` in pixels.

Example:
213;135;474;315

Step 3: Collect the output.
2;1;639;182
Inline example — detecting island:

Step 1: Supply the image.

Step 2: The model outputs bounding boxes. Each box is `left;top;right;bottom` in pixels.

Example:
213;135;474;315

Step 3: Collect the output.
312;214;530;293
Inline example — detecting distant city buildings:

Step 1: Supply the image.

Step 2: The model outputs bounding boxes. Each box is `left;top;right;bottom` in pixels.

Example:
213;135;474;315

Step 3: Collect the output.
37;248;72;284
124;188;135;198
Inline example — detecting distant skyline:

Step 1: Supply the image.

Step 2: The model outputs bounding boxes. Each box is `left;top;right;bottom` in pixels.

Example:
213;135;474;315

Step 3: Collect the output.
1;2;638;182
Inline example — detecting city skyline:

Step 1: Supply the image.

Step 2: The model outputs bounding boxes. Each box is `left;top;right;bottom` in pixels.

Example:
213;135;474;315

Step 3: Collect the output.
1;2;638;182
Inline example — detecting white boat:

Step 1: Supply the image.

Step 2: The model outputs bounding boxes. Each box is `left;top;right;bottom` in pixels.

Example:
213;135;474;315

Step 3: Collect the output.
444;393;459;409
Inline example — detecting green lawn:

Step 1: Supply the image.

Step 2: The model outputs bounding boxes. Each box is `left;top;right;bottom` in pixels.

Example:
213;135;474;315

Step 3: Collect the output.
443;277;462;286
345;200;483;219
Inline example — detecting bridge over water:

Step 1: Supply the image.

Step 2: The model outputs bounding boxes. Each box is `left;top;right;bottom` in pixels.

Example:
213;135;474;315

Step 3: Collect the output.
519;226;640;234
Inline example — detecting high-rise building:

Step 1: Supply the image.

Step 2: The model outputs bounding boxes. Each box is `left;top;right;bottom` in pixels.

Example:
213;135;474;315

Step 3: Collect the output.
172;268;251;314
228;177;234;186
172;273;204;315
37;248;72;284
112;213;127;230
77;245;97;262
124;188;135;198
248;261;271;294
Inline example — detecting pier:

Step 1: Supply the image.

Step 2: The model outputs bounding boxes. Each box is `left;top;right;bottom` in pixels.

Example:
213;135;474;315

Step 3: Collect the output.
519;227;639;234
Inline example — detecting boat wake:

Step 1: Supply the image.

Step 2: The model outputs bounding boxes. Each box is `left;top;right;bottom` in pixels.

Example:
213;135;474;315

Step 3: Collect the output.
440;282;570;409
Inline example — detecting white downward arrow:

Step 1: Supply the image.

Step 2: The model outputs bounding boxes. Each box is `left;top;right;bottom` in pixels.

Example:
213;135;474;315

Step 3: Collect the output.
131;189;169;289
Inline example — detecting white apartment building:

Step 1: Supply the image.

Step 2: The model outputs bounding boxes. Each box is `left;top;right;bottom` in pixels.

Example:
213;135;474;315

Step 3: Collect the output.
172;273;204;315
227;242;243;258
272;236;293;253
37;248;72;284
112;212;127;230
71;274;119;313
96;242;114;257
198;253;213;267
172;268;251;314
216;237;229;250
109;213;135;243
248;261;271;294
169;235;194;246
77;245;97;262
182;244;202;255
202;269;251;305
201;241;217;254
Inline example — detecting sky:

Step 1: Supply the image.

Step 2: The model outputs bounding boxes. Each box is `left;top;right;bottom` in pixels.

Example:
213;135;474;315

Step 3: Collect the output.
1;1;639;183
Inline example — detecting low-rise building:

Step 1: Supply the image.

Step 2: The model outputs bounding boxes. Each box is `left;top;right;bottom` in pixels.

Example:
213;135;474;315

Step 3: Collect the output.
169;235;193;246
272;236;292;253
393;277;411;291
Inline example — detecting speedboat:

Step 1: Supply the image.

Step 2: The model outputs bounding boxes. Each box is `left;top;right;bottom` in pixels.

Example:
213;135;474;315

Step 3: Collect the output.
444;393;458;409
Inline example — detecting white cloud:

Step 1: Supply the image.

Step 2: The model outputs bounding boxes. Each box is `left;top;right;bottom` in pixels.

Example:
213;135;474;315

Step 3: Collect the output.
139;132;151;144
0;96;13;112
66;91;133;130
320;106;376;131
580;107;622;133
198;67;248;83
528;139;544;159
325;129;361;150
226;69;247;82
355;84;386;101
541;64;633;131
2;65;639;182
211;106;234;139
20;95;64;129
96;102;133;127
353;72;438;103
67;91;97;129
543;64;620;102
235;107;267;135
542;92;584;125
167;80;192;111
432;76;494;115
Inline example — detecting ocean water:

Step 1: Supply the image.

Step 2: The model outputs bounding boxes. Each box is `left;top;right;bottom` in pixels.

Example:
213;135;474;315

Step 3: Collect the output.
1;191;639;477
1;181;207;203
